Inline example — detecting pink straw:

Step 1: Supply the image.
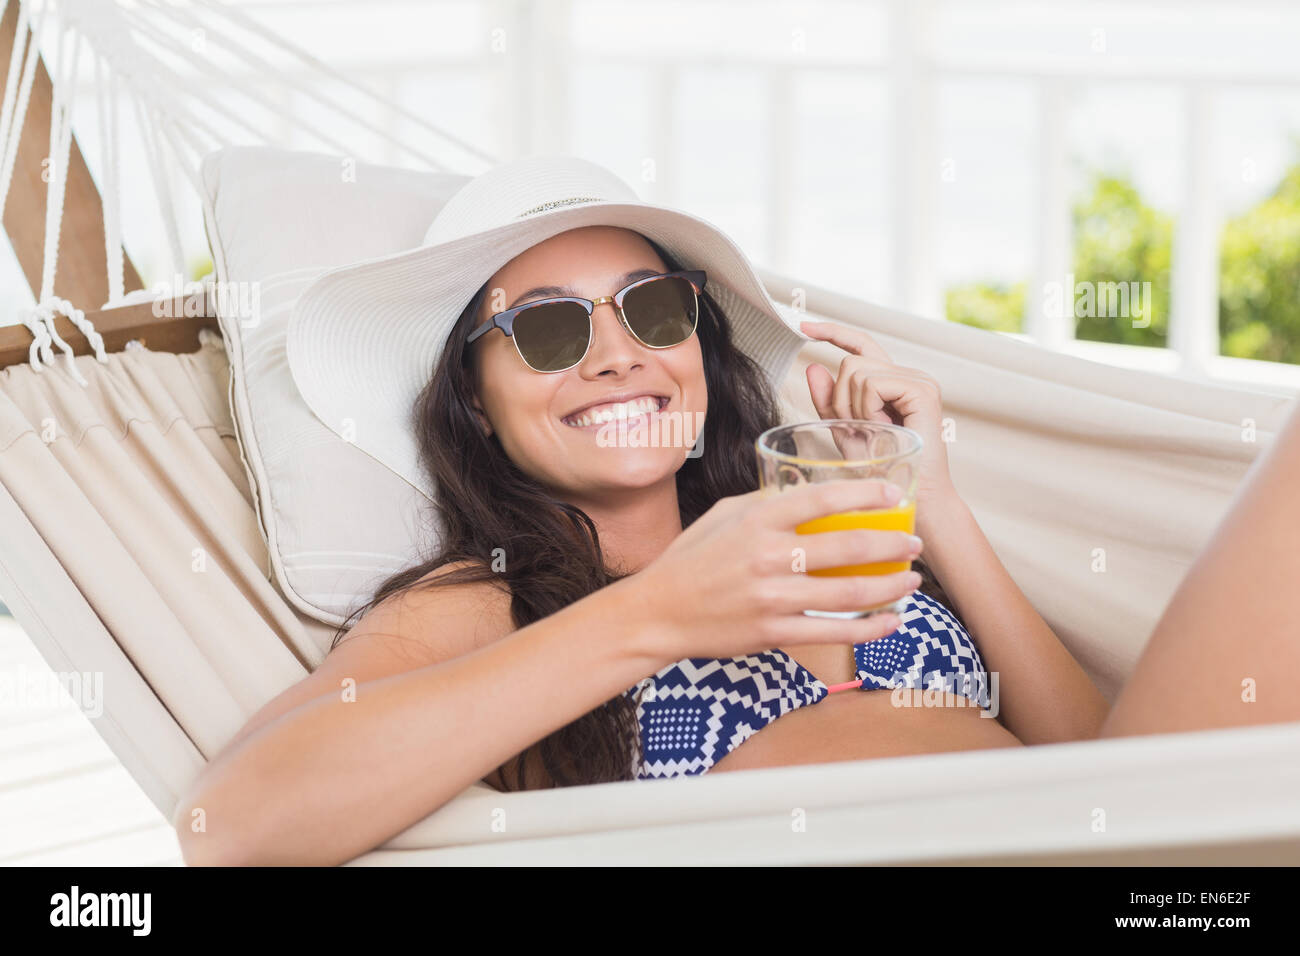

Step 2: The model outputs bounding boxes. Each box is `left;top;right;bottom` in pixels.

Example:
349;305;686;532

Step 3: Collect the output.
825;679;864;694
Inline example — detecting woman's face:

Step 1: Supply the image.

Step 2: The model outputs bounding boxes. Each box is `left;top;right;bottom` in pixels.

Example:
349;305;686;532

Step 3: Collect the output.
466;225;707;500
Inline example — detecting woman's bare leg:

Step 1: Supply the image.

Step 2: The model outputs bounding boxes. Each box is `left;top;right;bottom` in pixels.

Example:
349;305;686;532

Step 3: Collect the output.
1100;398;1300;738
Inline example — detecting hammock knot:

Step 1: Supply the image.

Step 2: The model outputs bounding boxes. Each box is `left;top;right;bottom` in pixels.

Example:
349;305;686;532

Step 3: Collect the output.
18;295;107;388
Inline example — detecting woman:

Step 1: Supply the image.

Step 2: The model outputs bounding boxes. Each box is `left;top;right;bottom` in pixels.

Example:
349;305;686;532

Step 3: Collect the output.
174;156;1300;866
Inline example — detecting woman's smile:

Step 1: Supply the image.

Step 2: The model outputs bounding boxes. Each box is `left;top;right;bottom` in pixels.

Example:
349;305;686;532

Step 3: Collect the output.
560;394;670;430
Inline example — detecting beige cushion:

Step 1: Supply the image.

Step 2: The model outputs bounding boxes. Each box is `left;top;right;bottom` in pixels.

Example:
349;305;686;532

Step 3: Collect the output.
199;146;469;629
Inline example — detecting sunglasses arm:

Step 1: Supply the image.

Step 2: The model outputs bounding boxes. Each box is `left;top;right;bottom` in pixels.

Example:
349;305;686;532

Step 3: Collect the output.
466;311;511;344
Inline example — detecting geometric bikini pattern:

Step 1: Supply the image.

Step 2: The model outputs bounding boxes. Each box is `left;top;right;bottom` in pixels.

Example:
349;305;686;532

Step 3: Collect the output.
620;588;990;780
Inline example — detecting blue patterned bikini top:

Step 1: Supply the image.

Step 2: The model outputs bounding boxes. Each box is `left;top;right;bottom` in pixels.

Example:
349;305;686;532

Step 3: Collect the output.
620;589;990;780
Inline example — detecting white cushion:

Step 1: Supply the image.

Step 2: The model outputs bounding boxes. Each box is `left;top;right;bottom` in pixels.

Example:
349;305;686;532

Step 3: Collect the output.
200;146;470;630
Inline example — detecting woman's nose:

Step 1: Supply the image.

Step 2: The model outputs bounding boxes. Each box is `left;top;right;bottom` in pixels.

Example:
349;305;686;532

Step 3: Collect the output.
582;300;642;367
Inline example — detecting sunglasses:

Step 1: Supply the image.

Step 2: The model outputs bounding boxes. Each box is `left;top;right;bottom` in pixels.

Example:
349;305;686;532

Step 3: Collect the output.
465;269;705;373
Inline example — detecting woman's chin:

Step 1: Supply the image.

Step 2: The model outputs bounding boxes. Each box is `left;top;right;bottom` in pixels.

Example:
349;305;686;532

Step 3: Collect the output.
582;449;685;485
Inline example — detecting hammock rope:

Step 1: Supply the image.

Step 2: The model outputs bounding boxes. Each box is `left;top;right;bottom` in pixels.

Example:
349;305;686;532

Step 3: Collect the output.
190;0;499;169
138;0;440;167
93;51;124;306
0;0;47;225
2;0;504;385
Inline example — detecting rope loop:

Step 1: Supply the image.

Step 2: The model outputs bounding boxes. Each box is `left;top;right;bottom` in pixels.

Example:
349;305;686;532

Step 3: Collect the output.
18;296;104;387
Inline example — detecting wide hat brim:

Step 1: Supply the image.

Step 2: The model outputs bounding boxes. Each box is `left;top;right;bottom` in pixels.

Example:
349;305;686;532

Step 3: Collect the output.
286;197;813;502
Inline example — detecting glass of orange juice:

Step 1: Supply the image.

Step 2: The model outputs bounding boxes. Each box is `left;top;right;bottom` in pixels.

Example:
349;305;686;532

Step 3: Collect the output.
755;419;922;618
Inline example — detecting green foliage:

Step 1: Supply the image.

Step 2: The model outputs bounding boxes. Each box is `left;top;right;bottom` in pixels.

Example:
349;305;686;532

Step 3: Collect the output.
943;173;1175;341
944;161;1300;367
945;280;1025;333
134;253;213;289
189;255;213;282
1070;173;1171;347
1218;161;1300;364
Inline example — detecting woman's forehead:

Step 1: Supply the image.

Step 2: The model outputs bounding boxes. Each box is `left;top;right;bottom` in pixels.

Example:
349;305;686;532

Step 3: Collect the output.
492;226;664;286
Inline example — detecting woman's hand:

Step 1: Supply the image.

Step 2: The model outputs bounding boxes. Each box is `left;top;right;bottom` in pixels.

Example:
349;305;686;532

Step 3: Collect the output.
797;318;960;537
629;478;923;664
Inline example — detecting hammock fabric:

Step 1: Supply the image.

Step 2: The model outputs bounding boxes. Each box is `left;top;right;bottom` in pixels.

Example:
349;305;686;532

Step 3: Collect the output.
2;289;1299;865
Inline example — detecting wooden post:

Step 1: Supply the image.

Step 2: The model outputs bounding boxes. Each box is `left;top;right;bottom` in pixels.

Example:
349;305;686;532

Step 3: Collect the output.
0;3;217;370
0;1;145;308
0;293;217;369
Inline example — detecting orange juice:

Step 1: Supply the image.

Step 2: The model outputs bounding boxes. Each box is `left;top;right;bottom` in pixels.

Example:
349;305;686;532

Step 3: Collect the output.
796;501;916;576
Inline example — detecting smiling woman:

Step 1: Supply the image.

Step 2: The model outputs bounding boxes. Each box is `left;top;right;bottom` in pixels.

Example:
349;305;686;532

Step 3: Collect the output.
347;219;988;790
460;228;710;517
167;155;1037;865
168;154;1070;866
169;152;1300;869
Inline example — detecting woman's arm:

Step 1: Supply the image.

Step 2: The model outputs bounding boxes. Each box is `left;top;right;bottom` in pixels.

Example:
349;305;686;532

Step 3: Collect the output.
795;317;1108;745
917;491;1109;744
171;572;666;867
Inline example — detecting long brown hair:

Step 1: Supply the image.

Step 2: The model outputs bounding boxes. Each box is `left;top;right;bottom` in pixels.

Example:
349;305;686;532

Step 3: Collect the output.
329;236;961;789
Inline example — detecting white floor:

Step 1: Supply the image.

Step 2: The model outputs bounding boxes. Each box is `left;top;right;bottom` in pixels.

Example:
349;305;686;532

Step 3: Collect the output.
0;614;183;866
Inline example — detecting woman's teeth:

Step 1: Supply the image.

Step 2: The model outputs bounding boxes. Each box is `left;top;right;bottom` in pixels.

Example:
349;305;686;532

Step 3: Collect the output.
563;396;665;428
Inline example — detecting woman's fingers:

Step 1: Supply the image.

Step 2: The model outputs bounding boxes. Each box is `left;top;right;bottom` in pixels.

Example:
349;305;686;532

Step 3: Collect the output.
831;354;861;420
760;477;904;531
798;318;894;365
760;567;921;617
805;361;837;420
801;320;943;442
849;365;894;423
790;527;921;573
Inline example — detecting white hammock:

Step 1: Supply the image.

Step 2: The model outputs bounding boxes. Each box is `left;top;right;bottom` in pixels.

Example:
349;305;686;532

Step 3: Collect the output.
2;0;1299;865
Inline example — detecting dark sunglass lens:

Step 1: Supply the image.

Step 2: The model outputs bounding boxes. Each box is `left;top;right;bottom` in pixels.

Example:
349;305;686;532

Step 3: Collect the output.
512;302;591;371
623;276;698;347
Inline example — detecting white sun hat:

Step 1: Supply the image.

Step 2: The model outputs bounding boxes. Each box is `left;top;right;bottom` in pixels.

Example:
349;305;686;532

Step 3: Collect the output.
286;153;814;501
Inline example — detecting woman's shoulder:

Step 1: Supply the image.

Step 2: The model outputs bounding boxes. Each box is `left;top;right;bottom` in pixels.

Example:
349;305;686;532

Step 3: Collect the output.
413;557;501;587
340;558;514;658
